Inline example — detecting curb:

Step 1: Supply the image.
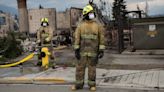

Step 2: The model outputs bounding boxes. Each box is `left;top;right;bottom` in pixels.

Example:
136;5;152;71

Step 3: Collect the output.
33;77;66;83
0;77;33;84
0;77;69;84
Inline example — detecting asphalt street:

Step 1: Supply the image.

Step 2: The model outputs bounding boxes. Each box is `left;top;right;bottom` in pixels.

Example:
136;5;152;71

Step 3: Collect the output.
0;84;163;92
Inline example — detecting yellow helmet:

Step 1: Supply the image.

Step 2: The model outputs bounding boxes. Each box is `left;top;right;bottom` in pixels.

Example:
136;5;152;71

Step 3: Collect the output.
41;17;48;23
82;5;94;15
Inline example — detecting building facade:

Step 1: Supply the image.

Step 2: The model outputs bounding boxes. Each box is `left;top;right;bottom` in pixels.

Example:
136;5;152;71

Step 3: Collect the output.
70;7;82;30
56;9;70;31
0;12;18;37
28;8;56;35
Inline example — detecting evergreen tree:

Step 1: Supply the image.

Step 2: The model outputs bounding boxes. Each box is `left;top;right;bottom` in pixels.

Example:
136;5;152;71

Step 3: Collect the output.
39;4;44;9
112;0;127;53
0;32;23;60
112;0;127;28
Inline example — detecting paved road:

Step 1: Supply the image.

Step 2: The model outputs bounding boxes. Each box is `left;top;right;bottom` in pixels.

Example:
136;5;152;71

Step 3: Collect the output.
0;84;163;92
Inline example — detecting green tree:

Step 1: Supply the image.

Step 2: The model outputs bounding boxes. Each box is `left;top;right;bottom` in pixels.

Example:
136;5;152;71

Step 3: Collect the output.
0;32;23;60
112;0;127;28
112;0;127;53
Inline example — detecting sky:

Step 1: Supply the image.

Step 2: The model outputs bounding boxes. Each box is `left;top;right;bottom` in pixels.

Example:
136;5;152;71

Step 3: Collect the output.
0;0;164;16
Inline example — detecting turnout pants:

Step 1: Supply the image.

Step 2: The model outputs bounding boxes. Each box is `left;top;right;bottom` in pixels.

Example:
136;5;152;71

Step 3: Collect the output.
75;56;97;88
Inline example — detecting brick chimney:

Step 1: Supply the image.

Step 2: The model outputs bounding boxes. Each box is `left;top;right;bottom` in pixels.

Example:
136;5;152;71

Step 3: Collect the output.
17;0;29;33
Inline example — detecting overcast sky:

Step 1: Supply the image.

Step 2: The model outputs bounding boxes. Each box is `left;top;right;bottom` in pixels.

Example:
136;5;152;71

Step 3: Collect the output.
0;0;164;16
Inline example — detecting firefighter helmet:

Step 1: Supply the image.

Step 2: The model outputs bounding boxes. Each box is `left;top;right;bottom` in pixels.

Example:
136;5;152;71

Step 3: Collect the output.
82;5;94;15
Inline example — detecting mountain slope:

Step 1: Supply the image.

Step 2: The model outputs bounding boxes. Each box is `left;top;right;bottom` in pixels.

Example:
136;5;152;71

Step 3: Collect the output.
0;4;18;15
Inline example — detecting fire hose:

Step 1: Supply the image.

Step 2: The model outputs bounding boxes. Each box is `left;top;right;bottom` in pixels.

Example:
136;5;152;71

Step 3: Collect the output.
0;53;35;68
0;45;67;68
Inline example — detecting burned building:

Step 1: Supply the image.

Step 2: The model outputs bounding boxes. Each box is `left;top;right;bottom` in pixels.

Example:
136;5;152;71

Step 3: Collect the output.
56;7;82;32
56;9;70;32
28;7;82;35
28;8;56;36
0;12;18;37
70;7;82;30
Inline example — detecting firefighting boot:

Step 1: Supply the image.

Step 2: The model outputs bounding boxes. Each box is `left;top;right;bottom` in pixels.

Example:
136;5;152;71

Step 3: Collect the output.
71;85;76;91
90;86;96;91
71;85;83;91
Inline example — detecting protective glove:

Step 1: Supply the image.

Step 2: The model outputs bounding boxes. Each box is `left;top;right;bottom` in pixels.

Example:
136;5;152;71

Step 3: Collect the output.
75;49;80;60
98;50;104;59
45;37;50;42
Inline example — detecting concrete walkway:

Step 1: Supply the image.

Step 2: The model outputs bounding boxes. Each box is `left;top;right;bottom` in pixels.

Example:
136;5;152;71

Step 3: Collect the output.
0;67;164;90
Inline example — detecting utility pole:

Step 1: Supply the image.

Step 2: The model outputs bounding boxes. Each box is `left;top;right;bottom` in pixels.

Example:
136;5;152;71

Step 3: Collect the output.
145;0;149;17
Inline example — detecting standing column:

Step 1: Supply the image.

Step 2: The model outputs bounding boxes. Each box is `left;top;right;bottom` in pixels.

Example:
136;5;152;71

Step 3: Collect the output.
17;0;29;34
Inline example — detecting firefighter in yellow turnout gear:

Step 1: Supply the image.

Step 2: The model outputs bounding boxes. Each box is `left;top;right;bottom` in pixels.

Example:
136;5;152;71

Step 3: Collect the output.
37;18;54;60
72;5;105;91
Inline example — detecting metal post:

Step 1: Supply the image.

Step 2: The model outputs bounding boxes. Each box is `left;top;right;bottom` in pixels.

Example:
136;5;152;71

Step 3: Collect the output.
117;16;124;53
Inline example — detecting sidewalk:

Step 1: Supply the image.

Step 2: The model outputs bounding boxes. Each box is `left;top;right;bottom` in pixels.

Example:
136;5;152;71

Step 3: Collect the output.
0;67;164;89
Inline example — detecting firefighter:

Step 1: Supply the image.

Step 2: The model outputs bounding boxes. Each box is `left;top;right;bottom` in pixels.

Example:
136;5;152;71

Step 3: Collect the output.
37;17;54;60
71;4;105;91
